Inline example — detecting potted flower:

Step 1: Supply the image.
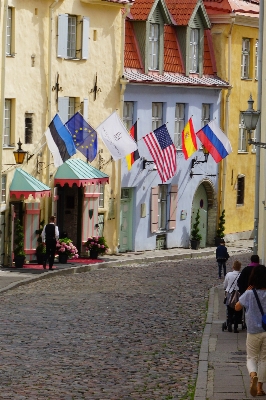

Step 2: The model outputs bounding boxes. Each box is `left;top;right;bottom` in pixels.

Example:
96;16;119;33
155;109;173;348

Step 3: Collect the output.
56;237;79;263
85;236;109;259
13;219;26;268
190;209;202;250
35;219;46;264
215;209;226;246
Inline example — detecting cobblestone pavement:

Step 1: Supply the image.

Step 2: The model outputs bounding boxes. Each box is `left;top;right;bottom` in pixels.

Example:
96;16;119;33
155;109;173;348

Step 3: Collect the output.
0;252;251;399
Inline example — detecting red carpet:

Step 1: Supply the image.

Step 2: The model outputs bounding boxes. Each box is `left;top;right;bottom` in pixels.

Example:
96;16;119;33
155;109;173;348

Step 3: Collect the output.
19;257;104;270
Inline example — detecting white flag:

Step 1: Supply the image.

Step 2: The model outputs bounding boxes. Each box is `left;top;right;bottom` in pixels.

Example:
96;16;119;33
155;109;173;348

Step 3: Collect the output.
96;112;138;161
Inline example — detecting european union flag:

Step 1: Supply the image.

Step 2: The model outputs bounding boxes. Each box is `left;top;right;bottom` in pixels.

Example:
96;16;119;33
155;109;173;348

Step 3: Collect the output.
65;112;97;162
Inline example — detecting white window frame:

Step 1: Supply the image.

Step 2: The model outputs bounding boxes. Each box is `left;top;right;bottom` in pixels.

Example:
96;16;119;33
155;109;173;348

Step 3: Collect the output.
57;14;89;60
1;175;6;203
241;38;250;79
98;184;104;208
238;113;248;152
149;23;159;70
202;104;211;127
123;102;134;130
67;16;77;58
4;99;11;147
174;103;185;149
251;130;257;153
189;28;199;73
237;175;245;206
158;185;168;231
68;97;75;120
6;7;12;55
255;39;258;81
152;102;163;131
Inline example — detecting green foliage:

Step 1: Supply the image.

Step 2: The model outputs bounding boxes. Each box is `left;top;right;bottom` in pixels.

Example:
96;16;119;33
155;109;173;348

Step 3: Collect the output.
14;219;25;257
36;219;46;254
191;209;202;241
216;209;225;238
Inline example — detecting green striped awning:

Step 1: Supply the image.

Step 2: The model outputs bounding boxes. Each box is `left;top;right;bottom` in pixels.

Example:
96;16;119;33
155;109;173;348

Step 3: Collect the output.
54;158;109;187
10;168;51;199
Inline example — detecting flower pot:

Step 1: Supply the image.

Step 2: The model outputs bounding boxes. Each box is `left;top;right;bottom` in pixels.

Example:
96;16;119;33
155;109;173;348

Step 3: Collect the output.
36;253;45;265
58;253;68;264
89;250;98;259
191;239;200;250
14;255;25;268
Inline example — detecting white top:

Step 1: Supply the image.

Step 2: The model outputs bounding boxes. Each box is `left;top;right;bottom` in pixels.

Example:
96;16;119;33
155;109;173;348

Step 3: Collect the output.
41;223;59;242
223;270;240;293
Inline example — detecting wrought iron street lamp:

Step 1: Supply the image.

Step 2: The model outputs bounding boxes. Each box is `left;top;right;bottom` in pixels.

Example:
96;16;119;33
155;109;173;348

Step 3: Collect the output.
242;95;262;147
13;139;27;164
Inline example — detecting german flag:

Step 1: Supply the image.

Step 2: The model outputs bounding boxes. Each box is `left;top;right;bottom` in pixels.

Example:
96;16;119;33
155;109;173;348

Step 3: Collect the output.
125;122;140;170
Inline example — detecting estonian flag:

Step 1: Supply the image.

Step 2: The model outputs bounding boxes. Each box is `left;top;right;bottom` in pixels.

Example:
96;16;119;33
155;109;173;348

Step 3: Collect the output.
45;114;76;167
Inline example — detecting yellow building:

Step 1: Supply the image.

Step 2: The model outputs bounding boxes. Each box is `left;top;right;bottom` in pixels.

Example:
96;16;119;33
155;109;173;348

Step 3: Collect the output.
0;0;132;265
204;0;259;241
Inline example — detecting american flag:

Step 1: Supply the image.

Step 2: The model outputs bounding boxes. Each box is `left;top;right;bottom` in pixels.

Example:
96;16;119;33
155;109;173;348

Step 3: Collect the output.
143;124;177;182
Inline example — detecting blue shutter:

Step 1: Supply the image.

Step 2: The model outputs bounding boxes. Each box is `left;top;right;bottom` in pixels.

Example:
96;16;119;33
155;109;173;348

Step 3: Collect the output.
82;17;90;60
83;98;88;121
57;14;68;58
58;97;69;123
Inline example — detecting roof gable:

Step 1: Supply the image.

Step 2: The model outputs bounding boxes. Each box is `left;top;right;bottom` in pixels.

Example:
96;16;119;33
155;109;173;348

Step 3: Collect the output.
189;0;211;28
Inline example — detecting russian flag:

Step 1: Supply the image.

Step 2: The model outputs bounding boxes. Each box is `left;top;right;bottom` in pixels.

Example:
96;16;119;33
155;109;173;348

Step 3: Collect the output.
196;120;232;163
45;114;76;167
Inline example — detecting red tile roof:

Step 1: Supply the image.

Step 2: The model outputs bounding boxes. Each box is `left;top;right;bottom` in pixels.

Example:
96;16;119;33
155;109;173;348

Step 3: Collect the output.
130;0;154;20
203;0;259;16
124;21;143;69
203;30;216;75
164;25;184;73
166;0;198;25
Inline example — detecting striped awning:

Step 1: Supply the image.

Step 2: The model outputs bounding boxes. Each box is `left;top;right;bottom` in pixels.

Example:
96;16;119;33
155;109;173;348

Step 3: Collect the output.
10;168;51;199
54;158;109;187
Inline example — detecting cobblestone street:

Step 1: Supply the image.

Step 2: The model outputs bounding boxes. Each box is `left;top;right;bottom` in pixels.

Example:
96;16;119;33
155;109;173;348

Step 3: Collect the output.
0;252;251;399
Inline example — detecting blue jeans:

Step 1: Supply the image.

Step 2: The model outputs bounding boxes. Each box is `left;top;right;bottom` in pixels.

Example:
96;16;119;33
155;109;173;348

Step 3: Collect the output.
218;259;227;278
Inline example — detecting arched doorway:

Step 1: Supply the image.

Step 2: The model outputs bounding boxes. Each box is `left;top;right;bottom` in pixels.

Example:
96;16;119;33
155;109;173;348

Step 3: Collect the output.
191;179;217;247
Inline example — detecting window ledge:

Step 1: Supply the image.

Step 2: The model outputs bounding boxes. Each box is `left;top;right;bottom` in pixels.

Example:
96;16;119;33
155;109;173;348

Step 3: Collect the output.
241;78;252;81
6;54;15;58
236;204;244;207
237;151;249;154
3;145;15;149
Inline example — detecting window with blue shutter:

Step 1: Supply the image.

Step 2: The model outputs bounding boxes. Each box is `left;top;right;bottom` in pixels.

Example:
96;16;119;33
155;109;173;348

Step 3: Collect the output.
57;14;68;58
58;97;69;123
58;14;89;60
82;17;90;60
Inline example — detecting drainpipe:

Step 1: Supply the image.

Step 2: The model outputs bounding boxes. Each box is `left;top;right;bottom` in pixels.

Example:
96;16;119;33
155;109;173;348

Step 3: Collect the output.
254;0;263;257
115;4;131;253
45;0;58;223
221;16;234;218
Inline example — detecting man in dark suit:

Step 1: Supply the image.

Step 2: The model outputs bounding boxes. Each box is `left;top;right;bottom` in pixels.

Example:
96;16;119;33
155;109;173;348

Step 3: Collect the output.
216;238;229;279
237;254;260;294
41;216;59;270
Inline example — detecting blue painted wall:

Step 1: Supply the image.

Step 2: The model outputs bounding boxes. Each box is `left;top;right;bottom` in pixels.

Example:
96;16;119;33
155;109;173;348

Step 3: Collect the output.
122;84;222;251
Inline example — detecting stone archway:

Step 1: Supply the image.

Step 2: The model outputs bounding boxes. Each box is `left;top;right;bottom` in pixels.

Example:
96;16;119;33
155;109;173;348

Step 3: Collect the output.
192;179;217;247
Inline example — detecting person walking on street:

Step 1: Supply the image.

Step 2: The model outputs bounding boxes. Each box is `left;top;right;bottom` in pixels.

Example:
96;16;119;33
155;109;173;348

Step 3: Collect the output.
235;265;266;397
224;260;242;333
238;254;260;295
216;238;229;279
41;216;59;270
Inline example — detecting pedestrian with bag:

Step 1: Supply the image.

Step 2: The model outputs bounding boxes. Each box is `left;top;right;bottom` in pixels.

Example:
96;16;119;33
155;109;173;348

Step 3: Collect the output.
216;238;229;279
224;260;242;333
238;254;260;295
41;215;59;270
235;265;266;397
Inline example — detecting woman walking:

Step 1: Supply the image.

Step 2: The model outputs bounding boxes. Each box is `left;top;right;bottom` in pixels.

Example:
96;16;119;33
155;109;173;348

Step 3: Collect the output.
224;260;242;333
235;265;266;397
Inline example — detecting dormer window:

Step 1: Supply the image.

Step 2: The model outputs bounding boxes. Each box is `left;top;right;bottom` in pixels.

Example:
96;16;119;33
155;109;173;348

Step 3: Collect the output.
189;28;199;73
149;23;159;70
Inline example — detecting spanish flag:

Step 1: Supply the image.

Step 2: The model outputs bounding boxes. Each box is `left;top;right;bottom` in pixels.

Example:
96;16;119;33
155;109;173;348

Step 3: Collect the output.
125;122;140;170
182;118;197;160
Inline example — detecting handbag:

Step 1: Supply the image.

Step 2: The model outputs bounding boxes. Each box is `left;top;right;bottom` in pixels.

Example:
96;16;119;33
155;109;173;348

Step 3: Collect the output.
226;274;240;308
252;288;266;331
228;289;240;309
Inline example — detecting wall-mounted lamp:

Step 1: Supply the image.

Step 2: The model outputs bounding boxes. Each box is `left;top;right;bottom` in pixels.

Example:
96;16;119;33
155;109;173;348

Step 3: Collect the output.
13;139;34;165
242;95;262;147
143;159;157;170
191;146;209;169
